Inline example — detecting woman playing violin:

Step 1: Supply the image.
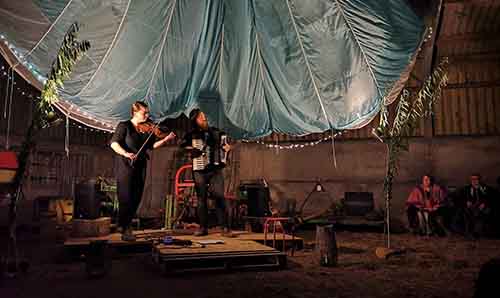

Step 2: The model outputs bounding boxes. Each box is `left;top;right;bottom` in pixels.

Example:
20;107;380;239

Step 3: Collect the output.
110;101;176;241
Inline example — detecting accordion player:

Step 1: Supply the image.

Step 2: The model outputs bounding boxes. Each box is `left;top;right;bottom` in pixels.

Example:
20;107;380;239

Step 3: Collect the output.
184;129;229;171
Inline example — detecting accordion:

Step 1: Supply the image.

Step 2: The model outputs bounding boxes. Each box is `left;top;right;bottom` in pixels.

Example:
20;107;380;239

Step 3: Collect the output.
191;131;228;171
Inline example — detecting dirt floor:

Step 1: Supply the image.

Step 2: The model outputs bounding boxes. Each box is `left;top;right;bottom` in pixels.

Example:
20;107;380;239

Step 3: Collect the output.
1;226;499;298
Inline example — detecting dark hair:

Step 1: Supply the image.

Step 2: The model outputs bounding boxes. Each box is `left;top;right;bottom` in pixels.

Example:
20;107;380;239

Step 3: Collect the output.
189;108;201;125
422;174;434;185
130;101;148;116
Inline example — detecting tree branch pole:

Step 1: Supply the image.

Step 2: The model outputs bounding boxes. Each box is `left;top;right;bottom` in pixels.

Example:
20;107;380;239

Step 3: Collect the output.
384;143;392;249
5;22;90;275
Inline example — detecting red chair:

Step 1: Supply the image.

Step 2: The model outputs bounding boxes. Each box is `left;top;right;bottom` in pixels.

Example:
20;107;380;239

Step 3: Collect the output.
0;151;18;203
263;217;296;255
174;164;195;199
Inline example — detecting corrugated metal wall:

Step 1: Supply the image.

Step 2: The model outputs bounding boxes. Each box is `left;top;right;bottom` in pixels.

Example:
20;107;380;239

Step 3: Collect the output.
433;1;500;136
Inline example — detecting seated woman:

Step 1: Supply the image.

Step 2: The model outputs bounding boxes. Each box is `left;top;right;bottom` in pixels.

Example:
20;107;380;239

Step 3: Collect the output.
406;175;448;236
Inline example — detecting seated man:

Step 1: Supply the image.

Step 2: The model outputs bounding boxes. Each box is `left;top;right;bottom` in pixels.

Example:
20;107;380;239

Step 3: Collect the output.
452;174;495;238
406;174;447;236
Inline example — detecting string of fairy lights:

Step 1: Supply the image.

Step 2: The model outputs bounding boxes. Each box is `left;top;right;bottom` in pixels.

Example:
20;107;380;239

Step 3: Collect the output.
1;33;47;83
242;26;431;151
1;65;346;152
242;131;343;150
2;64;345;149
1;32;116;134
1;22;435;151
2;32;346;149
0;63;111;134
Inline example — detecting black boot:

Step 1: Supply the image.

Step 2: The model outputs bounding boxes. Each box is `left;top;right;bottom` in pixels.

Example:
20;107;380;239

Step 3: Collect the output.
121;227;136;241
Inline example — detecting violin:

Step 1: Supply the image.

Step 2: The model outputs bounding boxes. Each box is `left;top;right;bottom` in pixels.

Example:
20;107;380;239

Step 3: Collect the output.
135;119;171;138
130;119;175;168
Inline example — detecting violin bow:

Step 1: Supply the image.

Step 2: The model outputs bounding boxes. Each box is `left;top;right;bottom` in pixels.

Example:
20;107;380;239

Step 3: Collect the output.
131;120;163;167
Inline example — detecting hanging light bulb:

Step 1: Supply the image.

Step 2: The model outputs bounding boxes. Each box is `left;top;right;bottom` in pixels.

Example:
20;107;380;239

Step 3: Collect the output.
315;179;325;192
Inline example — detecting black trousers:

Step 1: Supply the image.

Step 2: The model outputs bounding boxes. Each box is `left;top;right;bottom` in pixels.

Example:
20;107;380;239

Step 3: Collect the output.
116;158;146;229
193;169;231;230
452;206;490;237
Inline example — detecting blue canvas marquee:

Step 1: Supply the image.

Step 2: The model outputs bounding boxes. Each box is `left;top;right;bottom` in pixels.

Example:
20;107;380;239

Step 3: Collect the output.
0;0;424;138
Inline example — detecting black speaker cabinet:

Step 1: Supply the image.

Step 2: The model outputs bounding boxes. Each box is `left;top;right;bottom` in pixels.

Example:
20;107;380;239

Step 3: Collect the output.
240;182;271;217
74;179;102;219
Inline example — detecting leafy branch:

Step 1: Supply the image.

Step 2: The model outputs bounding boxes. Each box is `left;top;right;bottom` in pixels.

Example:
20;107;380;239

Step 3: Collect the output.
373;57;449;247
13;22;90;191
6;23;90;272
39;23;90;127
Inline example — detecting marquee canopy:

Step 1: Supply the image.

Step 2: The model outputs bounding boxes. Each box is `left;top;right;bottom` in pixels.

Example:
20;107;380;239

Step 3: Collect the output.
0;0;424;138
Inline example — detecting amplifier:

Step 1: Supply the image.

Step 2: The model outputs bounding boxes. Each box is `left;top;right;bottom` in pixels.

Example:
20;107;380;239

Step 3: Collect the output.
239;182;271;217
74;179;105;219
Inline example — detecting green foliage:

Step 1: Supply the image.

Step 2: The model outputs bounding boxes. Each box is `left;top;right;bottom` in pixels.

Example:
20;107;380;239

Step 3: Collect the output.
373;57;448;248
38;23;90;127
375;57;449;199
6;23;90;271
13;22;90;191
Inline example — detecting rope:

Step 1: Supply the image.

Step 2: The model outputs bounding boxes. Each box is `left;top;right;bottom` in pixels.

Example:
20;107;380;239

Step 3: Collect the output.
5;69;15;149
65;112;70;157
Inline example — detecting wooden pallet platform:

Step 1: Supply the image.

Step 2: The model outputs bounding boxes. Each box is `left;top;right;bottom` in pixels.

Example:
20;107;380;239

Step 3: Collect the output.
152;237;287;273
64;229;175;246
231;231;303;249
63;229;303;251
63;229;184;255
